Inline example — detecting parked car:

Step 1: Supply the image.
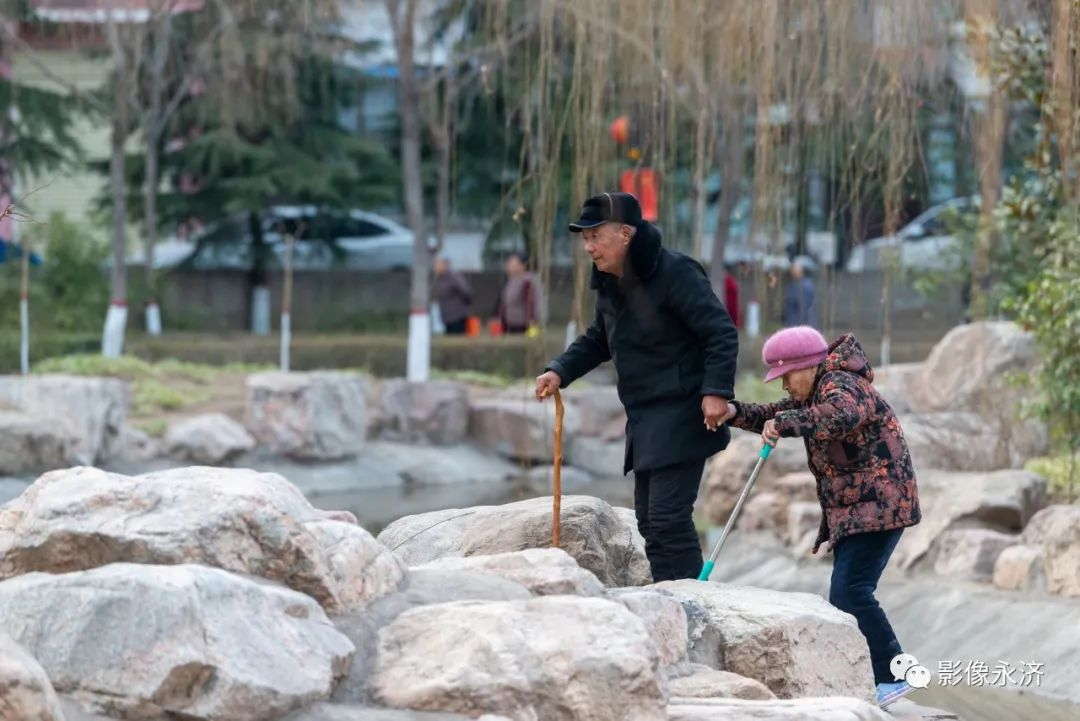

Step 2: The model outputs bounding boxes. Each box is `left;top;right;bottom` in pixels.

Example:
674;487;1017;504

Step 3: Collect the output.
180;206;434;271
845;197;979;273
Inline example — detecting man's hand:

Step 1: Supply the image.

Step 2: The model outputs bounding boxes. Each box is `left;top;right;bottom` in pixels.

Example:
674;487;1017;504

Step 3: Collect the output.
762;419;780;446
535;371;562;401
702;395;731;432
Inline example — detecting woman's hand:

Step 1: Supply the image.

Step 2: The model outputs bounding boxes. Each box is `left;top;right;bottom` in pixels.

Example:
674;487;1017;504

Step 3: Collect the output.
762;419;780;446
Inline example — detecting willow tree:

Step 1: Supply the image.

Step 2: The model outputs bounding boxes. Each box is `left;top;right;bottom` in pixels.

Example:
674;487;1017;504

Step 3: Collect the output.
473;0;961;366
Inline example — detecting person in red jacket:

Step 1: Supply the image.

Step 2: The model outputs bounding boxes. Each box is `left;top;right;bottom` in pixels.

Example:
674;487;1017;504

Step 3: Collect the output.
719;326;921;709
723;265;741;329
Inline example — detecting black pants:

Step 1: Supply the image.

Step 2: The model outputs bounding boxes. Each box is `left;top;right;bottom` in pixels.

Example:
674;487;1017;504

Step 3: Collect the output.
634;458;706;581
444;318;467;334
830;528;905;685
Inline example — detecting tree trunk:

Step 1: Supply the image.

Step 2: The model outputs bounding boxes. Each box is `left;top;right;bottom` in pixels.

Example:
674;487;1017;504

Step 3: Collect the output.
103;17;129;358
966;0;1006;321
143;5;171;336
388;0;430;381
709;106;745;295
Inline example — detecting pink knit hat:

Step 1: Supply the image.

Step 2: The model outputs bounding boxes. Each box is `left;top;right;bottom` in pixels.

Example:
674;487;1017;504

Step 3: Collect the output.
762;326;829;382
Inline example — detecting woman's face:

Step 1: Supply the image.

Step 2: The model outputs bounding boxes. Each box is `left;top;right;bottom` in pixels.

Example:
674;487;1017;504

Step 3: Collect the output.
781;367;817;402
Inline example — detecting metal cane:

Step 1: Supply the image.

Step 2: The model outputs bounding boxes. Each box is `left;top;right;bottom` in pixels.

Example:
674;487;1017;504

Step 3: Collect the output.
698;441;774;581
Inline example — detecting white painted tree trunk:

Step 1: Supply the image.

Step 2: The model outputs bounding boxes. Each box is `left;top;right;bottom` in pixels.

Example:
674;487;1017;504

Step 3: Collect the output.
564;319;577;350
251;287;271;335
101;304;128;358
146;302;162;336
746;301;761;338
407;311;431;382
19;297;29;375
279;313;291;372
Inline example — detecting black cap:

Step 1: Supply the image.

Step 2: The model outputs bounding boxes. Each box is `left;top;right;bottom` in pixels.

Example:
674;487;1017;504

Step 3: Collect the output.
568;191;643;232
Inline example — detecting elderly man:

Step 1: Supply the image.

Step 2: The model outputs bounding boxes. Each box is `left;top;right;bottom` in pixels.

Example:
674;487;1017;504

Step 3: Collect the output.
535;192;739;581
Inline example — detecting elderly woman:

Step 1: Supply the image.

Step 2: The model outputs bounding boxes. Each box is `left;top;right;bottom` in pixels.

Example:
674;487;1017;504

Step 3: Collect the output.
720;326;921;709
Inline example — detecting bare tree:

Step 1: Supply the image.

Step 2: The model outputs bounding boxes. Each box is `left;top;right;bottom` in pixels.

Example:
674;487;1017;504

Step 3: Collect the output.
385;0;431;381
101;12;132;358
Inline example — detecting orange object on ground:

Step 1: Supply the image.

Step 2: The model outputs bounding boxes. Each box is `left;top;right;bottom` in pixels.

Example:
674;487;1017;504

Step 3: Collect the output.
488;319;504;336
465;316;482;337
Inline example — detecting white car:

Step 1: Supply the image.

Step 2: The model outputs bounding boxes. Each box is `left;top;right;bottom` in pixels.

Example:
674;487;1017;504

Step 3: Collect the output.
183;206;432;271
845;197;978;273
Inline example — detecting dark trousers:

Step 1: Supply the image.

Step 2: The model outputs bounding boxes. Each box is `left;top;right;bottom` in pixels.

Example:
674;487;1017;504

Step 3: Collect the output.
634;458;706;581
444;318;467;334
829;528;905;684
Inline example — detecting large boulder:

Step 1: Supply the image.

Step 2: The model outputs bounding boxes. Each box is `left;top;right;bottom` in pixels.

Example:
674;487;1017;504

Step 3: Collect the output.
0;466;404;613
165;413;256;464
246;371;367;460
0;632;66;721
900;410;1048;472
654;581;875;704
377;496;651;587
605;588;690;670
870;363;923;415
468;397;581;462
285;706;510;721
413;549;604;597
666;697;891;721
0;564;355;721
911;322;1048;467
667;664;775;701
931;528;1018;581
701;433;808;525
330;568;533;704
891;469;1048;570
566;436;626;477
992;544;1046;592
571;386;626;439
0;412;76;475
370;596;665;721
374;380;469;445
0;375;128;465
1020;504;1080;597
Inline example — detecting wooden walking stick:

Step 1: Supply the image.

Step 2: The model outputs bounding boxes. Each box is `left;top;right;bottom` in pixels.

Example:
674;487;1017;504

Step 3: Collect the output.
541;387;565;547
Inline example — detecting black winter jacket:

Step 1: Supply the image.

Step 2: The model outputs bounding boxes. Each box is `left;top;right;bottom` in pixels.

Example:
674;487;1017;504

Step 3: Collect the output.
546;223;739;473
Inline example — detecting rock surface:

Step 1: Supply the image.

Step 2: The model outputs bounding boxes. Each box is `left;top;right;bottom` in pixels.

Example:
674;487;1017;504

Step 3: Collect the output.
246;371;367;460
1020;504;1080;597
932;528;1018;581
0;375;128;465
370;596;665;721
605;588;690;669
992;543;1046;592
566;436;626;477
702;433;809;524
468;397;582;462
377;496;651;587
0;632;66;721
413;548;604;597
0;411;75;475
666;697;891;721
0;466;405;613
891;469;1047;570
284;704;511;720
165;412;256;464
666;664;775;701
655;580;875;704
374;380;469;445
0;564;355;721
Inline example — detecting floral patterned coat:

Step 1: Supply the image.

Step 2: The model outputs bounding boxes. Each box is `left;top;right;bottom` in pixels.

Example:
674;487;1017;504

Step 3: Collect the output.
731;334;921;553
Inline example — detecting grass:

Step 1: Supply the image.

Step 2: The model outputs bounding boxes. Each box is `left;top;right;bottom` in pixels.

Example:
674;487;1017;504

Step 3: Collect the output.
1025;454;1080;503
735;372;785;405
33;354;269;417
431;369;520;388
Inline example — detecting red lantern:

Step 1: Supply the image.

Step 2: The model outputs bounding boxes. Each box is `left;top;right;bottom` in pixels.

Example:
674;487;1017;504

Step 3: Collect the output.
620;169;659;222
609;115;630;145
